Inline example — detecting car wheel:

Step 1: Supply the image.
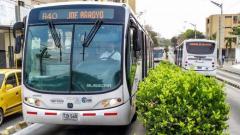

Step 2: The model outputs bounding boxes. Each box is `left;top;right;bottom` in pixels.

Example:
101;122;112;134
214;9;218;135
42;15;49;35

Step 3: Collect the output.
0;109;4;125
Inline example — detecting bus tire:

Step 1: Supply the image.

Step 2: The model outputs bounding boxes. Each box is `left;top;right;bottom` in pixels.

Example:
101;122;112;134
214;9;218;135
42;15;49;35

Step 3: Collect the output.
0;109;4;125
131;112;137;122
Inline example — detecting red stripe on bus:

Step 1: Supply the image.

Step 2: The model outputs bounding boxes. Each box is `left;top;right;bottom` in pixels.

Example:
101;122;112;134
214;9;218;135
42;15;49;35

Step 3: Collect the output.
104;112;118;116
45;112;57;115
83;113;96;116
27;111;37;115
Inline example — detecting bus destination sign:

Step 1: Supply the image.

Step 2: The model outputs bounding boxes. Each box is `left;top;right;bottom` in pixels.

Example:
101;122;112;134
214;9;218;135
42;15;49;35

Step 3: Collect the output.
189;42;213;47
39;9;114;20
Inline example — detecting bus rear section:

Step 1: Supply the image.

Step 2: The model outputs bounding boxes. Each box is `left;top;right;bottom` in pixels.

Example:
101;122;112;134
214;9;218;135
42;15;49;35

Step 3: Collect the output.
183;41;217;76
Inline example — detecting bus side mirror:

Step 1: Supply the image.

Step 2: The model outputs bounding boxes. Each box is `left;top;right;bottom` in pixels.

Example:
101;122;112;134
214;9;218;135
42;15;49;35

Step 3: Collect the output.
15;36;22;54
13;22;24;54
133;29;142;51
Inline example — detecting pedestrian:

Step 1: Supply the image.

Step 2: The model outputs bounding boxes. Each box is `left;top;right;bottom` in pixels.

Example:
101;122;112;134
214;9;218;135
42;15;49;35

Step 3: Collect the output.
222;55;225;65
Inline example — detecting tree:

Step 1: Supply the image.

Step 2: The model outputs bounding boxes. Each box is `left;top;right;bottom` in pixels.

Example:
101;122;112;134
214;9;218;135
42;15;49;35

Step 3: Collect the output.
224;37;236;59
159;37;171;47
181;29;205;39
171;29;205;47
230;25;240;35
144;25;160;46
225;25;240;59
171;36;178;47
210;33;217;40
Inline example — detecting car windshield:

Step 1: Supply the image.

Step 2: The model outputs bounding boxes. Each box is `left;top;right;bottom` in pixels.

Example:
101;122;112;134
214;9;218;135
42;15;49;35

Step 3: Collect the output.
0;74;4;87
186;42;215;54
24;24;122;93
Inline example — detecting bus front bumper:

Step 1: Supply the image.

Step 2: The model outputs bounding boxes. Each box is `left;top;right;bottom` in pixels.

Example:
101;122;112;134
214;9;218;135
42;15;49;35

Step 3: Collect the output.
23;101;131;125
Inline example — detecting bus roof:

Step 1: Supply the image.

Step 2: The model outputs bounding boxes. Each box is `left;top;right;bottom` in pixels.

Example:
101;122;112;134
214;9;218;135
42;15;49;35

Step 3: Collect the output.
33;1;130;11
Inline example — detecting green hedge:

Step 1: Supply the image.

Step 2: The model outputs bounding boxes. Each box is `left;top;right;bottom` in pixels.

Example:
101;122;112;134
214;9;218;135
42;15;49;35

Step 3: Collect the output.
137;62;229;134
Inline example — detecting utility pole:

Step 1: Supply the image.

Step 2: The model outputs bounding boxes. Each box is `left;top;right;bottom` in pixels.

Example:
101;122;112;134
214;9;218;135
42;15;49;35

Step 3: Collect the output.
211;1;223;66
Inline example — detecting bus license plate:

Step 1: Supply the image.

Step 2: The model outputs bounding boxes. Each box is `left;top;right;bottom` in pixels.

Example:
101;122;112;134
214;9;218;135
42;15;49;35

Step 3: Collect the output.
197;66;202;69
62;113;78;121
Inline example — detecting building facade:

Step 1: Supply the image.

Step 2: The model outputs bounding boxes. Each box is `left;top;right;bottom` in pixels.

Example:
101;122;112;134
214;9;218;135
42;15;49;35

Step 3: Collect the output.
0;0;30;68
206;14;240;62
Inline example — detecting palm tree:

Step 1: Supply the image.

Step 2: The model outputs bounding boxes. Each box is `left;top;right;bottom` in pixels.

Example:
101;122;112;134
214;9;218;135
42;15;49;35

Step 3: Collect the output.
210;33;216;40
224;37;236;61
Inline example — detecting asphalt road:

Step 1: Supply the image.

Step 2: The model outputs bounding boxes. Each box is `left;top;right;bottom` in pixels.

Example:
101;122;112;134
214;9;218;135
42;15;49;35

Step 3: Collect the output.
14;120;145;135
216;69;240;135
0;112;23;132
225;84;240;135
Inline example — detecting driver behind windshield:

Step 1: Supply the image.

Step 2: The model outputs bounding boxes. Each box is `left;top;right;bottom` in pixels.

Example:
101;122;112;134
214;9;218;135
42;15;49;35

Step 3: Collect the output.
99;41;120;61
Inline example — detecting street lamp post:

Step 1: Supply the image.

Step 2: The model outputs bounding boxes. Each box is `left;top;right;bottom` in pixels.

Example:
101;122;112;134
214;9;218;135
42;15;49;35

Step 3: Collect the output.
211;0;223;66
137;11;144;19
190;23;197;39
137;11;146;26
184;21;197;39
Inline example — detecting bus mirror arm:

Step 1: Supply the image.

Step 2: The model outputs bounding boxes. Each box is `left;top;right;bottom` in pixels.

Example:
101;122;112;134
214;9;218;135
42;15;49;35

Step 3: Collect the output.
15;36;22;54
13;22;24;54
13;22;24;38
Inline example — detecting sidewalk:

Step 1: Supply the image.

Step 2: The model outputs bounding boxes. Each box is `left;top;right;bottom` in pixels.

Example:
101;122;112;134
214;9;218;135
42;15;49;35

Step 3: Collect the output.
220;61;240;75
217;62;240;89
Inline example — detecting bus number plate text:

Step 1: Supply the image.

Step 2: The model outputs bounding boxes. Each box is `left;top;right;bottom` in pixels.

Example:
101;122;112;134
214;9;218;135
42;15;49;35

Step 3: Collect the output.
62;113;78;121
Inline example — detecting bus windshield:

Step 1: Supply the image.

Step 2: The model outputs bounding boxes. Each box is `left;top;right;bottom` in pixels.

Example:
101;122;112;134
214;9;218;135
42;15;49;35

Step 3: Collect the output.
153;50;163;58
24;24;122;93
186;42;215;54
0;74;4;87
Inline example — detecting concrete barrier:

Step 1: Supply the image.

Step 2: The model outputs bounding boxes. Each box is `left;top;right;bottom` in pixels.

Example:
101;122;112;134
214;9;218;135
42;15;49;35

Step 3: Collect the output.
0;121;30;135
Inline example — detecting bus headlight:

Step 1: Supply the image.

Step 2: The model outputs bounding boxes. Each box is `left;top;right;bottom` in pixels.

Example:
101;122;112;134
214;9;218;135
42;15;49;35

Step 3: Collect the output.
94;98;122;109
24;97;41;107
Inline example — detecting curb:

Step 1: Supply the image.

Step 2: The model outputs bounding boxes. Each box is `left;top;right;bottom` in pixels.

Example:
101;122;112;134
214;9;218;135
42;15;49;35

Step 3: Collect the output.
219;68;240;76
216;76;240;89
0;121;31;135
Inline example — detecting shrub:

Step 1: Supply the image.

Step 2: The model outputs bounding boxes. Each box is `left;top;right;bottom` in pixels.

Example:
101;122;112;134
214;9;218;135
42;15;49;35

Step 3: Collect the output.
137;61;229;134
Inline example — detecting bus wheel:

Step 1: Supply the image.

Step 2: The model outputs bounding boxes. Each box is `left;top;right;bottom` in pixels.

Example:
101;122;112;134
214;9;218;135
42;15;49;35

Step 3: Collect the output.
0;109;4;125
131;112;137;122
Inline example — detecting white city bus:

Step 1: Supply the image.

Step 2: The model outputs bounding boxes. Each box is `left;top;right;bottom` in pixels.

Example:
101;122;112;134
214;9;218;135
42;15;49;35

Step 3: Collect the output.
13;2;154;125
175;39;217;76
153;47;165;62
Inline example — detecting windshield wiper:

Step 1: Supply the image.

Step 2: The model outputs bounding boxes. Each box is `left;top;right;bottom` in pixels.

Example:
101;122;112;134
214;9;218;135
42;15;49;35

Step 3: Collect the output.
81;20;103;61
40;47;48;75
82;20;103;47
47;20;62;62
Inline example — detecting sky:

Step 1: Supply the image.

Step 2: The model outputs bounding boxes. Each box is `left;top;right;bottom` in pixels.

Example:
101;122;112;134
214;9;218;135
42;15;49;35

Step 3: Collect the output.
137;0;240;39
